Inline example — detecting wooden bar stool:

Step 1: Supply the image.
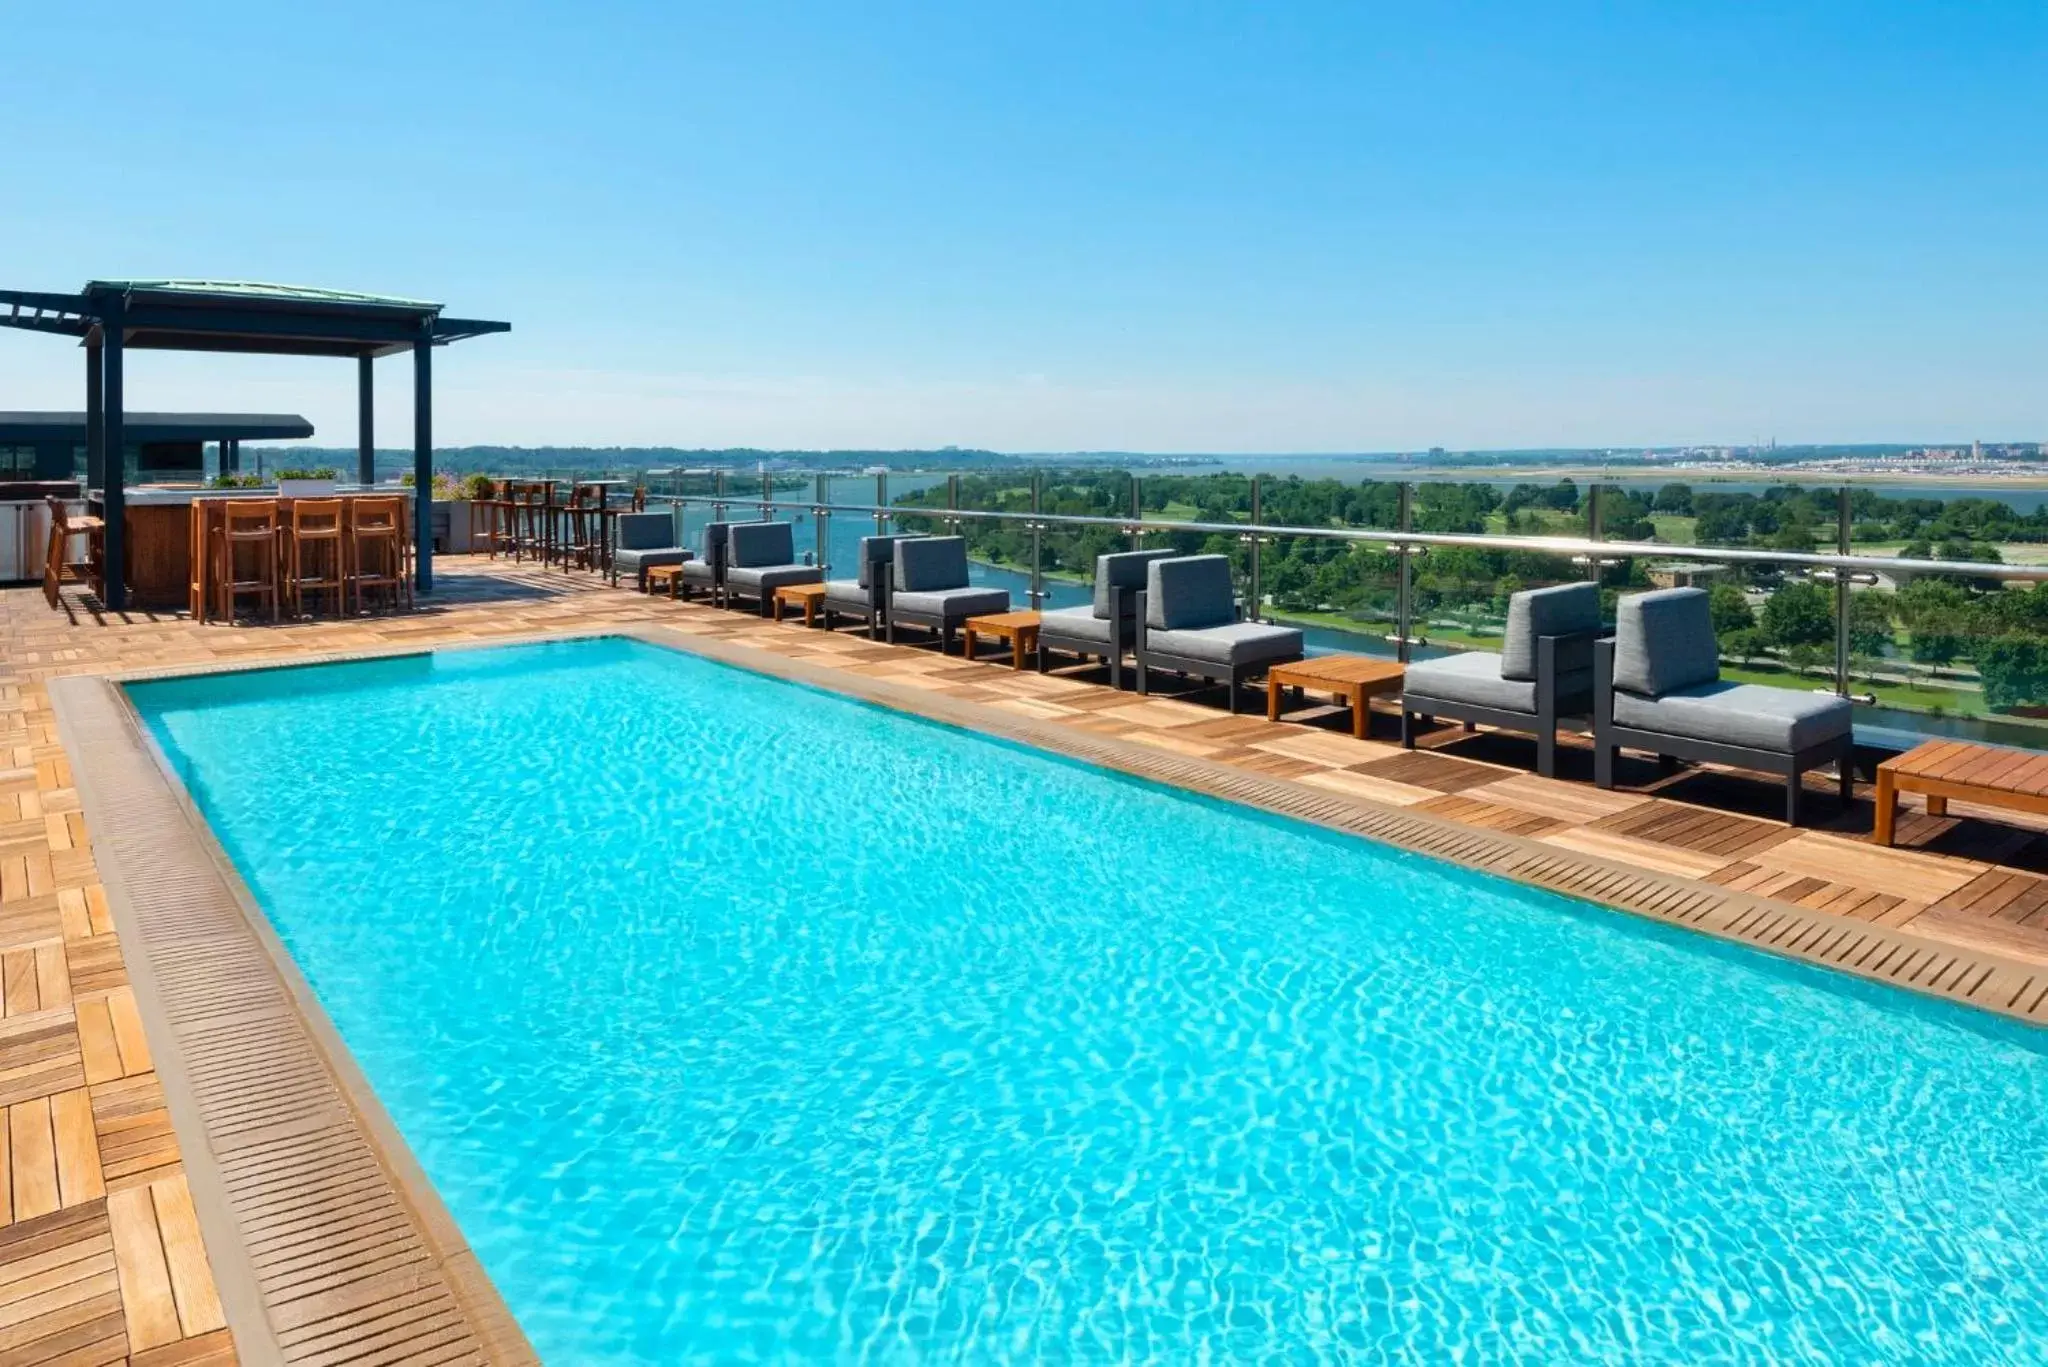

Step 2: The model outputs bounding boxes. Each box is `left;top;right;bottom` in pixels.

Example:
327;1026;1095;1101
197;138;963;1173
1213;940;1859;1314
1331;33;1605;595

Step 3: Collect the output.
512;482;547;563
42;497;103;611
284;497;346;617
479;478;519;559
213;499;282;622
348;496;413;613
559;486;601;572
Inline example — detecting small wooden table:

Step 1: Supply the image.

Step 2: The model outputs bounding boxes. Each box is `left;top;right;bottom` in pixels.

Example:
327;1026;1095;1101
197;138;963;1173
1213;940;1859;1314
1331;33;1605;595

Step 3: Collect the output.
1266;655;1406;739
1875;738;2048;845
773;581;830;626
962;610;1041;668
645;564;686;599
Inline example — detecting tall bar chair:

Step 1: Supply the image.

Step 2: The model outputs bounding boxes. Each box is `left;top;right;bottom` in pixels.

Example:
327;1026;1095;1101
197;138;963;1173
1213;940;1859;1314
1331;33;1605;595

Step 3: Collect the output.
283;498;347;617
212;499;282;622
479;478;519;559
348;496;414;613
512;482;548;563
43;497;103;611
558;485;601;572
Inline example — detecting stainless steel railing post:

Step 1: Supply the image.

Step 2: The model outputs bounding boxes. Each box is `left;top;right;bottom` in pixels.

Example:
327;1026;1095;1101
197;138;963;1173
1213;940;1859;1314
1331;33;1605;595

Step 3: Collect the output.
1396;482;1414;664
874;472;887;535
814;472;830;573
1248;474;1263;623
1029;471;1045;609
1835;485;1852;698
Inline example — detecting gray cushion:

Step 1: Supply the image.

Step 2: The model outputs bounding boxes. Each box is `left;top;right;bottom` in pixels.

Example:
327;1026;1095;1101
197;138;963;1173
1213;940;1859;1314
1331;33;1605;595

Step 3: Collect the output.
1406;650;1593;715
823;579;872;612
1146;555;1235;630
855;535;909;589
895;536;969;592
1502;582;1602;682
1613;588;1719;698
1093;549;1178;618
893;586;1010;620
1145;621;1302;667
726;564;823;594
615;512;677;552
681;558;717;585
614;547;689;588
1613;681;1852;753
1040;604;1114;645
728;521;796;568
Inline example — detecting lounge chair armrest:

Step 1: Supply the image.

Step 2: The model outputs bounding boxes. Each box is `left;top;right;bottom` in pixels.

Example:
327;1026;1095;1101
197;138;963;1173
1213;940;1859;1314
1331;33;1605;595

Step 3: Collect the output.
1593;636;1616;726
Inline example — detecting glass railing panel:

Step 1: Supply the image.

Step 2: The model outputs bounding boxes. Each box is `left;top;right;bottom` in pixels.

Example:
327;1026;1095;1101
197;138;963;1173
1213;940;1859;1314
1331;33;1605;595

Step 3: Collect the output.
1249;476;1401;658
1847;560;2048;751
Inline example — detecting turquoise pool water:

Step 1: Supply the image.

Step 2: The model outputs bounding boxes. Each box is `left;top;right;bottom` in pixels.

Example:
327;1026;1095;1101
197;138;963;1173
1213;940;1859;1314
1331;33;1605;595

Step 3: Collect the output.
132;638;2048;1364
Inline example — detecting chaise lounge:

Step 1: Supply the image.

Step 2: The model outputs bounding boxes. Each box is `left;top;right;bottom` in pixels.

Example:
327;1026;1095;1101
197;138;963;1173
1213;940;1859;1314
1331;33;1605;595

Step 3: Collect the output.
1037;548;1178;689
887;536;1010;653
1594;586;1853;825
1133;554;1304;713
821;534;913;638
610;511;691;591
1400;581;1604;779
721;521;822;616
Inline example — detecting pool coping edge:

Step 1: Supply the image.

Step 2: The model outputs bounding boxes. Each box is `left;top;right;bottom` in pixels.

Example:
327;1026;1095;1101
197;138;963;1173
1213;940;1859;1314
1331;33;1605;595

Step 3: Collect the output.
52;670;541;1365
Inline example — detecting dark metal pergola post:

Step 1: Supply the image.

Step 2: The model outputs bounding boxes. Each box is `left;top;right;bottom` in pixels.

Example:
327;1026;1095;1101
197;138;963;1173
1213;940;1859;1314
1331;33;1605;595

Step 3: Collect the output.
413;326;433;592
84;330;103;489
357;354;375;486
100;299;126;610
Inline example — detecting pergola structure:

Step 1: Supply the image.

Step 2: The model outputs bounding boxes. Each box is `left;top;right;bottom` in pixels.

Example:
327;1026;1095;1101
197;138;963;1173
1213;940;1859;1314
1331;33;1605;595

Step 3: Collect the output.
0;280;508;608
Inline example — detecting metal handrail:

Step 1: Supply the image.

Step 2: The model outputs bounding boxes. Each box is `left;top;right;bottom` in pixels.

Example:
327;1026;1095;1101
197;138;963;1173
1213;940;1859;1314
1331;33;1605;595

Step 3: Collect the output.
653;492;2047;584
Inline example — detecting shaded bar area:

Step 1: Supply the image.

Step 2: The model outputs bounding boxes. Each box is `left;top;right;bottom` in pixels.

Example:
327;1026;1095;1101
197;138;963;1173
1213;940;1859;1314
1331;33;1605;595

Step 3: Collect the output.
0;279;508;609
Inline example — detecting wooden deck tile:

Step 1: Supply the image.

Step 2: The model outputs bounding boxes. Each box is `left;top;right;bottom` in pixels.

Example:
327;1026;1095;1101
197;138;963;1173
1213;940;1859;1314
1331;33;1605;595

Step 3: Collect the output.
1353;750;1510;794
16;555;2048;1366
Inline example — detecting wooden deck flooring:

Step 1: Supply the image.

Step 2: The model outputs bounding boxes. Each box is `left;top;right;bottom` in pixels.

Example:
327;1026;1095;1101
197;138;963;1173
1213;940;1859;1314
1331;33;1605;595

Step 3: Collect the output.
7;557;2048;1363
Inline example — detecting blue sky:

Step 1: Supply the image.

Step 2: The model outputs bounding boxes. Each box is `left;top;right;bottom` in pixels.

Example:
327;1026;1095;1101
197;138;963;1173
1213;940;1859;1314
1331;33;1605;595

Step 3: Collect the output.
2;2;2043;451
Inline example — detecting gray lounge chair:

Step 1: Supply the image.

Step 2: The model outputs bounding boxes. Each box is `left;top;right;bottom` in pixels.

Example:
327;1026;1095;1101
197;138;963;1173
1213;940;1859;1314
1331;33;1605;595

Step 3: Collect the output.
821;534;912;638
886;536;1009;653
1038;548;1177;689
1400;581;1604;779
678;521;735;603
1594;586;1853;825
1133;554;1304;713
610;511;691;590
722;521;822;616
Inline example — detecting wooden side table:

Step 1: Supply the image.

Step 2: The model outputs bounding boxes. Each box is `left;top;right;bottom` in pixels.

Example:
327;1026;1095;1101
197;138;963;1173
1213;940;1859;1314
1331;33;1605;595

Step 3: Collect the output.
1266;655;1406;739
963;610;1042;669
645;563;686;599
773;581;830;626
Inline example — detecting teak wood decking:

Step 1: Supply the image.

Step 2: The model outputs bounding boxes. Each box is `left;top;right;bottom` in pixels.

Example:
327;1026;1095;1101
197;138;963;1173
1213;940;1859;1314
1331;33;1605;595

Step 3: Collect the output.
8;559;2048;1365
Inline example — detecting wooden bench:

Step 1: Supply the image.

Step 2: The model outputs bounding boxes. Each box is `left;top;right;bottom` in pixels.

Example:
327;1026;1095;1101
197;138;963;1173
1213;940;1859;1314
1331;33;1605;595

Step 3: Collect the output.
1875;739;2048;845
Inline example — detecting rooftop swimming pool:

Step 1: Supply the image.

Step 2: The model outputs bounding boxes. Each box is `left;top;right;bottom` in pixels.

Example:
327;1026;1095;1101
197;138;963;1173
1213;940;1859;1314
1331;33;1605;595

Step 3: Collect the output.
131;637;2048;1364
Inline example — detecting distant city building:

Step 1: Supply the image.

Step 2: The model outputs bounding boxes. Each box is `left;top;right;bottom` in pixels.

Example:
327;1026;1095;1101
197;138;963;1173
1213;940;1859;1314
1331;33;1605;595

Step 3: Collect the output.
1648;562;1727;589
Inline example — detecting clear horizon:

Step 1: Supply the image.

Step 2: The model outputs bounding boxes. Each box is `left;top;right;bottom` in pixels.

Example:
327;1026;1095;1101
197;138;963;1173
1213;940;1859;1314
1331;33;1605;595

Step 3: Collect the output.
4;3;2044;452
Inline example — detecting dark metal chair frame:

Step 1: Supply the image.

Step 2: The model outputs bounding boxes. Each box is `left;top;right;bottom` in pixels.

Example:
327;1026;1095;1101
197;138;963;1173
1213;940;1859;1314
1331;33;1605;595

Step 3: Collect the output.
1591;637;1853;826
1038;586;1142;690
820;538;908;640
1400;629;1607;780
1131;591;1304;715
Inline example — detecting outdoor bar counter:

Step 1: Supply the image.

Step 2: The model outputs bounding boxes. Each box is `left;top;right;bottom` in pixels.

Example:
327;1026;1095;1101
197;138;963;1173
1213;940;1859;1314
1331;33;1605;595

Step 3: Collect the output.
85;484;399;610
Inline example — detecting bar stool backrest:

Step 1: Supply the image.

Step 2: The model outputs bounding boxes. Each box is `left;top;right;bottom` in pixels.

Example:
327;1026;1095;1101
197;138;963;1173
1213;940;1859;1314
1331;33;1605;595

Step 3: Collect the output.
291;498;345;535
223;499;280;538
